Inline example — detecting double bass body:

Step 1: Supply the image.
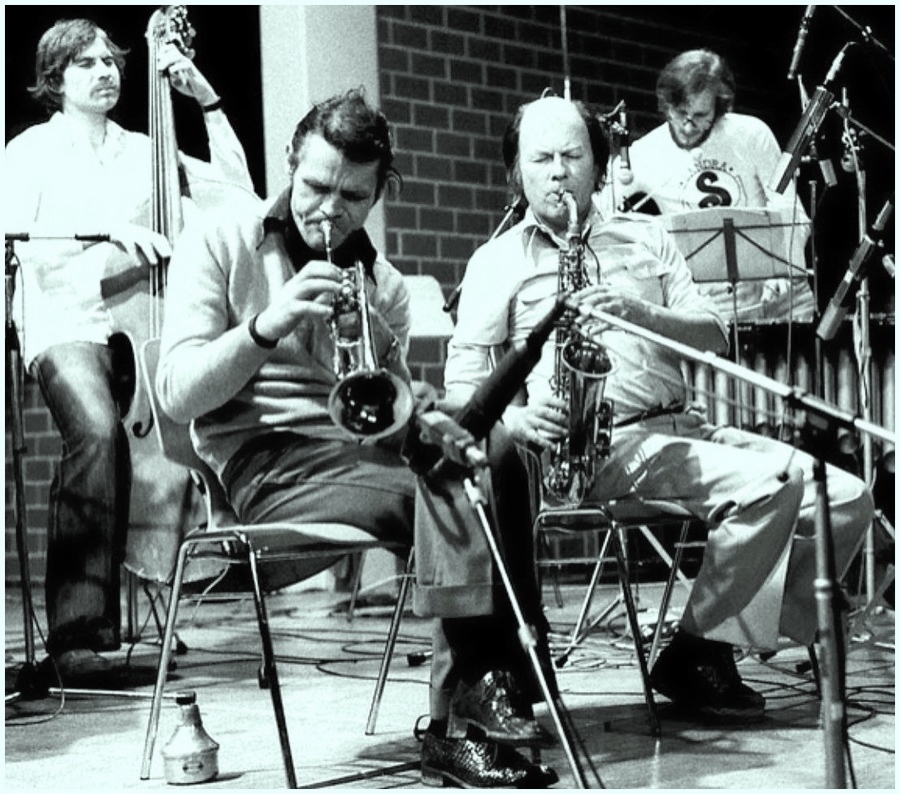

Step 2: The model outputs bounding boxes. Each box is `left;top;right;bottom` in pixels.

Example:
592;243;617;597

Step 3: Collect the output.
113;7;221;584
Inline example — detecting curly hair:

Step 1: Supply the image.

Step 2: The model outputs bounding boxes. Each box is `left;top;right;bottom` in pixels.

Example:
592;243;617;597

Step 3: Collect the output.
656;49;735;120
287;88;401;200
28;18;128;114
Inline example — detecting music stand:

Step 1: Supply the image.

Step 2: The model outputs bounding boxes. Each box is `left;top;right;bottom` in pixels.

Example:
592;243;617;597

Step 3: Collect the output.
663;207;811;422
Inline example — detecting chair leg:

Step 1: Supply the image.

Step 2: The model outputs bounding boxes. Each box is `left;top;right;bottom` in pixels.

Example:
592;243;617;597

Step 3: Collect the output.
140;540;193;780
366;548;414;736
248;547;297;789
346;551;367;622
124;569;142;644
648;521;690;669
611;526;661;738
555;532;613;668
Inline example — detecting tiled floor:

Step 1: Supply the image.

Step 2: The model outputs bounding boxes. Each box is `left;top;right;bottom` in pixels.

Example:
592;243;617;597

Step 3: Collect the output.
5;578;895;790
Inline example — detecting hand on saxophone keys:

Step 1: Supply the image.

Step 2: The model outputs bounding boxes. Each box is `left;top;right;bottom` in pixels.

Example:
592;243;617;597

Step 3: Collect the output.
502;397;569;450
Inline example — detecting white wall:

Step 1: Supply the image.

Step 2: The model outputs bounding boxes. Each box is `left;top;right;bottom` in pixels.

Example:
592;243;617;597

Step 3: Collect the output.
259;5;385;252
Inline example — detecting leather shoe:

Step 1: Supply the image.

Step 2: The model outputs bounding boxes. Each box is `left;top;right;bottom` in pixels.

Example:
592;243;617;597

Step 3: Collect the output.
449;670;555;748
650;630;765;722
39;649;159;689
421;731;558;788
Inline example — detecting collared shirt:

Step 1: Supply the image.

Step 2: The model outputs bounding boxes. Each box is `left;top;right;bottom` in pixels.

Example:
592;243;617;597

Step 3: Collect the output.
445;204;727;419
4;110;254;365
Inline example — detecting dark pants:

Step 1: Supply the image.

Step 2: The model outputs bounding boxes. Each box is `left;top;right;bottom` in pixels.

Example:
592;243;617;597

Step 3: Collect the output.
222;426;547;720
32;342;130;656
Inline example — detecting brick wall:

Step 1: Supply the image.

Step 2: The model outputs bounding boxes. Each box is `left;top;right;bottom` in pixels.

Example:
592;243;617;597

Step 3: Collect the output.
375;5;753;388
7;5;894;583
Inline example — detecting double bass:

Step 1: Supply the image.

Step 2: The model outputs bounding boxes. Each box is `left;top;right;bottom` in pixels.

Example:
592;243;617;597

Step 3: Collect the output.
105;6;217;585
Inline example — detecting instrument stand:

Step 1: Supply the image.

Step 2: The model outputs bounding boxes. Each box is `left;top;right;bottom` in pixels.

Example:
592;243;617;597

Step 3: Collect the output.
4;238;44;704
457;464;599;788
796;409;849;789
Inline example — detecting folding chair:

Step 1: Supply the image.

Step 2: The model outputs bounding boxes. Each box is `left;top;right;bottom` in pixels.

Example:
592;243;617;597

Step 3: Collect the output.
521;446;701;736
136;338;411;788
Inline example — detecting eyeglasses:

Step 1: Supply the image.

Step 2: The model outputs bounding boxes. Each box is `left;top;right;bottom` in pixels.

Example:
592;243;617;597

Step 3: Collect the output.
666;106;714;128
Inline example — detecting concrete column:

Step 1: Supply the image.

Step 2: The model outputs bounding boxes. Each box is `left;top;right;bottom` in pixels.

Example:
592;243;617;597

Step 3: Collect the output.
259;5;385;251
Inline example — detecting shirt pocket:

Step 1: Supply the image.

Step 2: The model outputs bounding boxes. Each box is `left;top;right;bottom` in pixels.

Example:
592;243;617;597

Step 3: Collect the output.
513;272;558;340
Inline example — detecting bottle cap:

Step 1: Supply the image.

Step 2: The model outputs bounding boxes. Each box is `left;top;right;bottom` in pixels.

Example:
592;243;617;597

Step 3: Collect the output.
175;691;197;706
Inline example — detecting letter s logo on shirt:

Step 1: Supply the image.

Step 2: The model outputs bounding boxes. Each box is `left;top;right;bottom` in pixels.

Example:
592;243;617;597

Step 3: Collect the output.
696;172;733;208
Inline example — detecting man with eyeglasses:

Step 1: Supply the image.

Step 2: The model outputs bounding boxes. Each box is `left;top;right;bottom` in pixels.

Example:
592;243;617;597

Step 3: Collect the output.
603;49;815;323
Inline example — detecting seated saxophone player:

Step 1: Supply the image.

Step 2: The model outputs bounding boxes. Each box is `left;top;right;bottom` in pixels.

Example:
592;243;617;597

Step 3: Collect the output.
444;95;873;723
3;17;254;687
156;89;559;789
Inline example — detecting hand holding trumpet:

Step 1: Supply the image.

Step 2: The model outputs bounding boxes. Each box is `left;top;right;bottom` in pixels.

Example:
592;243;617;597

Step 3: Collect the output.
252;262;342;343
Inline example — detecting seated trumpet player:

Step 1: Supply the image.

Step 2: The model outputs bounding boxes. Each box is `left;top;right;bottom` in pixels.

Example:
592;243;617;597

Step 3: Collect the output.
444;95;873;723
156;89;559;788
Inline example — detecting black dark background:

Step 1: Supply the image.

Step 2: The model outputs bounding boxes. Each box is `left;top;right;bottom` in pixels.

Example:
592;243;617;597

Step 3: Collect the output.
5;5;895;310
5;5;266;196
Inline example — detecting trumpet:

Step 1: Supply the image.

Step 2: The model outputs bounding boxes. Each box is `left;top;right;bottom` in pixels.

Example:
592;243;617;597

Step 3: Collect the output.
322;218;414;441
543;190;615;504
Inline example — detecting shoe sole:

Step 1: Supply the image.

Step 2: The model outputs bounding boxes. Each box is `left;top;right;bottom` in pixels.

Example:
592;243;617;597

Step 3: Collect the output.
421;765;518;789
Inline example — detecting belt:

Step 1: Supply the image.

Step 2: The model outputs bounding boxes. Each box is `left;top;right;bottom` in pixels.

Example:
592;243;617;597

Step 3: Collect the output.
614;401;685;429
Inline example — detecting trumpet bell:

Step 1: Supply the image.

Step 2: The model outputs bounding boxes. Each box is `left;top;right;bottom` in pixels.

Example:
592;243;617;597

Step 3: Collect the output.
328;369;415;441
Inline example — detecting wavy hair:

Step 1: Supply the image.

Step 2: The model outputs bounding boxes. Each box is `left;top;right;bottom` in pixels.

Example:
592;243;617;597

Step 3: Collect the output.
28;18;127;113
656;49;735;120
288;88;401;200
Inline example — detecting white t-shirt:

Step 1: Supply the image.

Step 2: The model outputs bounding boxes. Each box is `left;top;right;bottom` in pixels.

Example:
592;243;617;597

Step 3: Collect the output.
599;113;815;323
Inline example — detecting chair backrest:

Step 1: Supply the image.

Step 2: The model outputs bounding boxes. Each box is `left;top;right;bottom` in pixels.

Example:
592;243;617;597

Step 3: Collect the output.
138;338;240;531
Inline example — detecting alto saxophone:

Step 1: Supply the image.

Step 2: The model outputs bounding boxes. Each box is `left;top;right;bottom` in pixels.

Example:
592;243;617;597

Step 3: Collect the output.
543;191;615;504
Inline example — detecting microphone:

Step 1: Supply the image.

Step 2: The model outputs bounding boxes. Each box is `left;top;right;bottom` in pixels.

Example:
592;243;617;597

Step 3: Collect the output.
616;106;633;186
453;297;566;441
787;5;816;81
817;195;894;341
810;134;838;187
769;44;848;194
408;298;567;473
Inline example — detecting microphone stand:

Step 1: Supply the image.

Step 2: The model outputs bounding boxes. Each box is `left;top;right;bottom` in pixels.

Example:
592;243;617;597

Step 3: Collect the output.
414;422;597;788
579;306;895;788
821;92;895;612
4;232;161;708
4;237;43;703
443;199;523;313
